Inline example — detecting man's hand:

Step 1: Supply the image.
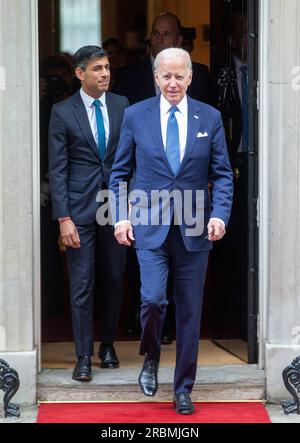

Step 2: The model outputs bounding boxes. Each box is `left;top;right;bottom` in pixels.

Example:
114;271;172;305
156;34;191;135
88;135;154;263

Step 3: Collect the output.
114;222;135;246
59;219;81;248
207;219;226;241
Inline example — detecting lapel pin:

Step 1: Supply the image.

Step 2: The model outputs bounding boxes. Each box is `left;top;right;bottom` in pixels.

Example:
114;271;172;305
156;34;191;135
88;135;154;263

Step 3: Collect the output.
194;115;199;119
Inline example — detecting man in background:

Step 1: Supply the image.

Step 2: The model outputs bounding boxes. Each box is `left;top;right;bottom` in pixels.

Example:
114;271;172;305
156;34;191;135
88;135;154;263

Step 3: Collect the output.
113;12;211;104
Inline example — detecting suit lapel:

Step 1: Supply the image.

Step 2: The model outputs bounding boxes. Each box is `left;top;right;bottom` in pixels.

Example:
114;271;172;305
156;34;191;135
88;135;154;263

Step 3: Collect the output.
72;91;100;160
105;92;115;157
146;95;174;174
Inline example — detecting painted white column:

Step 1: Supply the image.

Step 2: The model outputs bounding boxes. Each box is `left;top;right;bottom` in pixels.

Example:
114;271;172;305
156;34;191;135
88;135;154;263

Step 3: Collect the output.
263;0;300;401
0;0;39;405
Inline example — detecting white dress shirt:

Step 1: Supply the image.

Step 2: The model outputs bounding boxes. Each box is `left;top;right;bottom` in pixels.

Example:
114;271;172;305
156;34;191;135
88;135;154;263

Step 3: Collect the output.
160;94;187;162
80;87;110;146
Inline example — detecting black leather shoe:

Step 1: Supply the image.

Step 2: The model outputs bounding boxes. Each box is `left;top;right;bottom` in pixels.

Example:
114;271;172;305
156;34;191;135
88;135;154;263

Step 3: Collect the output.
72;356;92;381
173;392;195;415
99;344;119;368
161;334;173;345
138;355;159;396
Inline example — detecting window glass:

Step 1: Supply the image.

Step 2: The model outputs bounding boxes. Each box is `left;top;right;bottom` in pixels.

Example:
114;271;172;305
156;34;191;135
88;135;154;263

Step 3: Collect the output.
60;0;101;53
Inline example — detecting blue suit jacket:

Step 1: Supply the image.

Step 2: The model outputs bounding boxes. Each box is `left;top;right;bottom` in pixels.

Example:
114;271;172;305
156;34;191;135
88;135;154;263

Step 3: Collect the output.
48;90;129;224
109;95;233;251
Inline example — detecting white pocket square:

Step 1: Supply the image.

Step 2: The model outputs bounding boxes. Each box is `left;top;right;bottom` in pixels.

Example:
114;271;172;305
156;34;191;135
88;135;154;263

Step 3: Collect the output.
197;131;208;138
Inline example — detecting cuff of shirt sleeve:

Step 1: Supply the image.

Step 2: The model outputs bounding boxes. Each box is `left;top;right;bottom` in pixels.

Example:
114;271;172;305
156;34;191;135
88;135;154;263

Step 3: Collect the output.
209;217;225;228
114;220;131;229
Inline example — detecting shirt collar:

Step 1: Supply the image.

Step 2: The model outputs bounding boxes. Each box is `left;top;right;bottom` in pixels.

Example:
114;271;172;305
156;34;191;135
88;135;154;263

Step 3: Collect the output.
160;94;187;115
80;87;106;108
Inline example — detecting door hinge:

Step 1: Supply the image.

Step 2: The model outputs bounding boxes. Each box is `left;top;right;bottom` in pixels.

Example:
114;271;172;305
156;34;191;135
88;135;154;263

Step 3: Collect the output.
256;197;259;227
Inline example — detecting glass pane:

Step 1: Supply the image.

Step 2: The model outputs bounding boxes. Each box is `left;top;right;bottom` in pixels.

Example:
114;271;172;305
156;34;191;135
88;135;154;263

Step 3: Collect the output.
60;0;101;53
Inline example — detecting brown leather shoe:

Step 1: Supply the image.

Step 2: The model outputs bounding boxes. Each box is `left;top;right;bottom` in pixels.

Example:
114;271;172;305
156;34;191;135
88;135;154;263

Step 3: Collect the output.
173;392;195;414
72;356;92;381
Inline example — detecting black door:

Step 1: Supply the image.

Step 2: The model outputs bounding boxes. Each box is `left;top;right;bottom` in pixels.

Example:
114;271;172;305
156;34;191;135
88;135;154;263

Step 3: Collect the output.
209;0;259;363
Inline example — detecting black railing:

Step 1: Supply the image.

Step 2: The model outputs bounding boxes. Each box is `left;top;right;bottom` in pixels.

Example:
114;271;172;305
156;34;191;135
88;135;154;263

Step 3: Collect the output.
0;359;20;418
282;356;300;415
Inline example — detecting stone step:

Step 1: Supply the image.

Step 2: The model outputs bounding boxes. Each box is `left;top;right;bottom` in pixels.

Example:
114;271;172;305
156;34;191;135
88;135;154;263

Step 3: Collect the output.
38;365;265;402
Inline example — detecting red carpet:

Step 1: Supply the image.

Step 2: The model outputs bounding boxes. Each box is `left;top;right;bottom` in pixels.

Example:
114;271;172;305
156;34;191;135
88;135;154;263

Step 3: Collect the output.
37;402;271;423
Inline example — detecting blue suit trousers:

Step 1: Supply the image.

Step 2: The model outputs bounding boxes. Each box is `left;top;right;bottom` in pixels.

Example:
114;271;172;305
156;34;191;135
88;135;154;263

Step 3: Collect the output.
136;224;209;394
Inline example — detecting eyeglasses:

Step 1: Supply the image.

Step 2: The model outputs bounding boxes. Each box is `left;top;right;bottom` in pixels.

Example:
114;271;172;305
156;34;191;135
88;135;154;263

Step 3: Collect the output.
151;31;174;39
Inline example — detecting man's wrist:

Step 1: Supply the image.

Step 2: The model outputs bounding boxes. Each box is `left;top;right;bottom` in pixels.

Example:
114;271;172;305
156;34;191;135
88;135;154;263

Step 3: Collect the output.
114;220;131;229
209;217;225;228
58;216;71;224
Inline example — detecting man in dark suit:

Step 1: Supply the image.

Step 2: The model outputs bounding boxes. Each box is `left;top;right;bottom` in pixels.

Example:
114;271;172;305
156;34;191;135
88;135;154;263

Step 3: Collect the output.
112;12;211;104
48;46;128;381
110;48;233;414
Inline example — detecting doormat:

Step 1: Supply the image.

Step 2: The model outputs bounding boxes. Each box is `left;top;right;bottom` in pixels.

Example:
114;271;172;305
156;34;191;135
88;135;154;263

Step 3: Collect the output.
36;401;271;423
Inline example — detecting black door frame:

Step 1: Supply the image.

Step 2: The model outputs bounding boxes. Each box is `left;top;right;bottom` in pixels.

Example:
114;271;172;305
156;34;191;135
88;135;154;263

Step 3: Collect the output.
209;0;259;363
247;0;259;364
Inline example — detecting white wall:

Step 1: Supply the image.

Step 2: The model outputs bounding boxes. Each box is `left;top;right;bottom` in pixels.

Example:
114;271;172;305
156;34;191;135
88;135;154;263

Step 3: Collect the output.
264;0;300;401
0;0;39;405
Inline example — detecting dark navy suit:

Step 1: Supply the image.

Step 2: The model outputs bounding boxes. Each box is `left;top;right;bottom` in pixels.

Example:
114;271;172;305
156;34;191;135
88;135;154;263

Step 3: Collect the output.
110;95;233;394
49;90;128;357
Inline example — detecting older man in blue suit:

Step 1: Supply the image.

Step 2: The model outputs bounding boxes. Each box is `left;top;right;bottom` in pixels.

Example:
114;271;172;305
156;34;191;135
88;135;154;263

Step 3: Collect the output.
109;48;233;414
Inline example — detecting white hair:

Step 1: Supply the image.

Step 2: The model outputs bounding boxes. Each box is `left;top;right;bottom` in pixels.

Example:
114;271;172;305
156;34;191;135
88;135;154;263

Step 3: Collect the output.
154;48;192;71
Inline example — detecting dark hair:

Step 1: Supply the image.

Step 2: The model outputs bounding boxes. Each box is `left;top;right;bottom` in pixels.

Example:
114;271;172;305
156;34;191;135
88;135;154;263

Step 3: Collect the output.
103;37;125;54
40;54;72;78
73;45;108;70
152;12;182;37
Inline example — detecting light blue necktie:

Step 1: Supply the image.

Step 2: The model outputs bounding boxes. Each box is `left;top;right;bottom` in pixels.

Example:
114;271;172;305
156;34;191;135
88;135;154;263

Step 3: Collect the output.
166;106;180;175
93;99;106;160
241;65;249;151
